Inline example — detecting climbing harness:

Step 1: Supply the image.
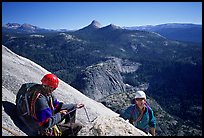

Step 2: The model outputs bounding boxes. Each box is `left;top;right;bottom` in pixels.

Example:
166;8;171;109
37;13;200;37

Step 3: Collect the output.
53;125;62;136
49;95;62;136
38;124;62;136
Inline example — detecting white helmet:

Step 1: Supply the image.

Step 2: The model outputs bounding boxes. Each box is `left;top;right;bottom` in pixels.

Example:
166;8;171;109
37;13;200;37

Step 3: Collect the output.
135;90;146;99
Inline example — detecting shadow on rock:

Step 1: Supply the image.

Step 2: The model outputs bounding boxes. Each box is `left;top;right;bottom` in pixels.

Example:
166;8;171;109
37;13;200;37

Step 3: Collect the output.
2;101;33;136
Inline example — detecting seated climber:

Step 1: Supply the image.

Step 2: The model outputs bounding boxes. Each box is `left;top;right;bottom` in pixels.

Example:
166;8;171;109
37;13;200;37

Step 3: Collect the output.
119;90;156;136
16;73;84;136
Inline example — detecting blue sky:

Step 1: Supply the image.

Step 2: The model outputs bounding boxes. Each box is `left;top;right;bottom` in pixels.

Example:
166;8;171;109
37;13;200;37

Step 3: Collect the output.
2;2;202;30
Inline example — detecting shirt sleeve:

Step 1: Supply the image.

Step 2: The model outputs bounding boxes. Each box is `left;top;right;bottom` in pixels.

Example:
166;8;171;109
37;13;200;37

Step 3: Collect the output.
120;105;133;120
52;94;60;108
61;103;77;111
149;108;156;128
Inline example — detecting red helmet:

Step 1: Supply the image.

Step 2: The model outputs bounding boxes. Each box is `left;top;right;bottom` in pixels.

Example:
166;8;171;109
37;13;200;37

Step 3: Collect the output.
41;73;59;89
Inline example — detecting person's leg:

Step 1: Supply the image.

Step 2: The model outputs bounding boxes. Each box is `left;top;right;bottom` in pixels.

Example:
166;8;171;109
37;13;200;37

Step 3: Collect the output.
70;122;83;136
57;104;82;135
65;110;76;123
58;122;83;136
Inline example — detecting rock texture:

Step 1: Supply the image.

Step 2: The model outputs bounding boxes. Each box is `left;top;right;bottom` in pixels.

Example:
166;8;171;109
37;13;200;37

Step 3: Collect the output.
78;116;149;136
71;59;126;100
2;45;147;136
71;57;141;101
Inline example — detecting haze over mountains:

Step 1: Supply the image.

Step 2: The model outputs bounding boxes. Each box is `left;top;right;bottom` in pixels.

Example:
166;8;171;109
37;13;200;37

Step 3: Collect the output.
2;20;202;136
124;23;202;43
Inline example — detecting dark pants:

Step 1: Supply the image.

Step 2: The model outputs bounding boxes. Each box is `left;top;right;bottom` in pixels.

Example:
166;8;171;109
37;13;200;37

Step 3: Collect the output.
58;122;82;136
57;104;83;136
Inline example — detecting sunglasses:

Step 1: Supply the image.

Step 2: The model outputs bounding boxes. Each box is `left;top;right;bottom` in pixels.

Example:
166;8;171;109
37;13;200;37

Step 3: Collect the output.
47;86;56;91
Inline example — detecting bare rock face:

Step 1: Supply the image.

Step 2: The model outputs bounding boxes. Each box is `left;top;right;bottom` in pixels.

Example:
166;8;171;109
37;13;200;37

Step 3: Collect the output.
71;60;126;100
2;45;147;136
78;115;148;136
71;57;141;101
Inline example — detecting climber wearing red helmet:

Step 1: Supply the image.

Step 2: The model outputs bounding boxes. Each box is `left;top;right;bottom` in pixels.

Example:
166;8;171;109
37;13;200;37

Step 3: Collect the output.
41;73;59;95
16;73;84;136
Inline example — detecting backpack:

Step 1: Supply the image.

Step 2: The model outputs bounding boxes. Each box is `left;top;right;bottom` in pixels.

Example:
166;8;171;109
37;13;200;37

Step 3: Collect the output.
16;83;41;131
16;83;62;136
16;83;37;116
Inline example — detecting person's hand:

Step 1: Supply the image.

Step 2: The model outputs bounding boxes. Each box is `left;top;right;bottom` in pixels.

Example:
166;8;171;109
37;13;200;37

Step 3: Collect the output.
76;103;84;109
60;109;68;115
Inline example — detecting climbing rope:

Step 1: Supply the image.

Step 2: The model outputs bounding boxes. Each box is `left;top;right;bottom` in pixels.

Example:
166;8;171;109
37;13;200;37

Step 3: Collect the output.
83;106;97;123
83;106;91;122
2;126;19;136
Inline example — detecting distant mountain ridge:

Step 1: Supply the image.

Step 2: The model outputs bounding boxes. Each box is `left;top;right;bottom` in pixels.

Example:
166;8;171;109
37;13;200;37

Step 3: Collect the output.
3;21;202;43
124;23;202;43
2;23;56;33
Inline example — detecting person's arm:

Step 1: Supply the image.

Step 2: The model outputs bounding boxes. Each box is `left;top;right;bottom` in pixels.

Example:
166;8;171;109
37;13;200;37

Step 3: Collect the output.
148;109;156;136
35;95;63;129
119;105;133;121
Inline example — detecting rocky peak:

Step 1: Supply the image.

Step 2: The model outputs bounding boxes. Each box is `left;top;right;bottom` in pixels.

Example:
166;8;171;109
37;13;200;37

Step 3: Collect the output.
77;20;101;32
20;23;38;30
4;23;21;29
90;20;102;28
3;23;38;30
2;23;43;33
104;24;121;30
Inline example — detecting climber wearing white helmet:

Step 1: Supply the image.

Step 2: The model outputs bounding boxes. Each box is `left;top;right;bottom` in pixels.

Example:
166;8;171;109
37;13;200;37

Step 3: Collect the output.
120;90;156;136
